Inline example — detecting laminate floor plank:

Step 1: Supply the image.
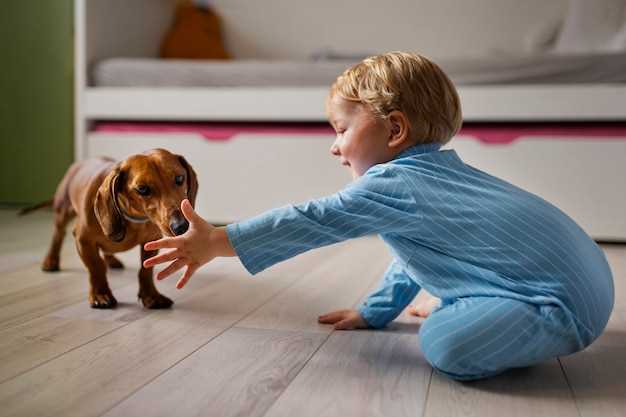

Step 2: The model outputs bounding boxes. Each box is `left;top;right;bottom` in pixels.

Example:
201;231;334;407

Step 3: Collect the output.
0;212;335;386
0;315;122;384
423;361;579;417
103;328;326;417
263;331;431;417
0;210;54;253
560;311;626;417
0;238;82;296
0;266;136;330
0;257;235;383
0;244;345;417
100;239;396;417
238;237;392;333
559;245;626;417
0;210;78;274
1;209;623;417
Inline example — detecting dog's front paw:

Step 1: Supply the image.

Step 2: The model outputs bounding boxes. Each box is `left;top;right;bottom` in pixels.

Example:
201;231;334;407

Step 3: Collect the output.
89;291;118;309
139;293;174;309
42;256;60;272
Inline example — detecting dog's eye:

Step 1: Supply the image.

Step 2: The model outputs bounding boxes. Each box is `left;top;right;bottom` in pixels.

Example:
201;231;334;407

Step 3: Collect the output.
175;175;185;186
136;185;151;196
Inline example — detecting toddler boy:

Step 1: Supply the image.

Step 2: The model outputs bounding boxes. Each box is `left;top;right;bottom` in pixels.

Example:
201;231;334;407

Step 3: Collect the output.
144;52;614;380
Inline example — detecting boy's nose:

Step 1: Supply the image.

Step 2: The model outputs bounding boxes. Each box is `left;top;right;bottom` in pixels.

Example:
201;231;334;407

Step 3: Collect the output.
330;143;340;156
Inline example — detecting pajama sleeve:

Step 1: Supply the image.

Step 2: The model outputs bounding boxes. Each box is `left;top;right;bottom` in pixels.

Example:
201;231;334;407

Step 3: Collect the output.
226;165;419;275
358;260;421;329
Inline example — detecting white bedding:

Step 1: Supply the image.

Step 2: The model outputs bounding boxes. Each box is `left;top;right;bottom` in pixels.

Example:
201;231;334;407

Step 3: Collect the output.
92;59;356;87
92;52;626;87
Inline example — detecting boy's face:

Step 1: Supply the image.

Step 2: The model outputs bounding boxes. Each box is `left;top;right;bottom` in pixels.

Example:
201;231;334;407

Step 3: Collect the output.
327;95;396;179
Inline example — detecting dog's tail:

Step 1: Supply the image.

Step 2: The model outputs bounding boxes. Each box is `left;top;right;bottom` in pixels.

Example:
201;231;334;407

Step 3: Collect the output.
18;199;54;216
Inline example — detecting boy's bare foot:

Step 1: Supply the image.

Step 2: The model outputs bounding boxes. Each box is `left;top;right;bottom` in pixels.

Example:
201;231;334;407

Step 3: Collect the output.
407;290;441;318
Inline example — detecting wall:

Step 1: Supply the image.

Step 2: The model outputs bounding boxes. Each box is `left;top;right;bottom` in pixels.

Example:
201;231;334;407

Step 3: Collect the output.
84;0;568;63
0;1;74;204
213;0;568;59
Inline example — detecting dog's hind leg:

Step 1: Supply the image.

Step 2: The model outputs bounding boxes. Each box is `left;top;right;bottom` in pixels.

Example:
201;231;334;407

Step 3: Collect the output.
42;203;75;272
103;253;125;269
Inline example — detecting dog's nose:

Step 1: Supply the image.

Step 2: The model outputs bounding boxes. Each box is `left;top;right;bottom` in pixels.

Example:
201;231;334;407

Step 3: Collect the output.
169;212;189;236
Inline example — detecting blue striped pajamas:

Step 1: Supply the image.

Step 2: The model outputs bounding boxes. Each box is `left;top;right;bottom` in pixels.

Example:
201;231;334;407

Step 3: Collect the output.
226;143;614;380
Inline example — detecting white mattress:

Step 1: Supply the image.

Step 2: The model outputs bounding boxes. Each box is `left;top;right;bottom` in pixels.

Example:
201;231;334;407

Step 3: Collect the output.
92;52;626;88
92;59;356;87
441;52;626;85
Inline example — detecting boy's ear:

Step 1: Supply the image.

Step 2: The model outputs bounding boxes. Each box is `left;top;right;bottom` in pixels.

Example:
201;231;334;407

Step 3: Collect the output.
387;111;411;148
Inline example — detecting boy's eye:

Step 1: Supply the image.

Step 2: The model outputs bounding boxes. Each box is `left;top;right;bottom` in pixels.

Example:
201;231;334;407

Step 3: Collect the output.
175;175;185;186
136;185;151;196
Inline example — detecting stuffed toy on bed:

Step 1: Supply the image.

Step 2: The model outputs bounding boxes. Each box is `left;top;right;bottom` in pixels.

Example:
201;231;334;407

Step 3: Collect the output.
160;0;231;59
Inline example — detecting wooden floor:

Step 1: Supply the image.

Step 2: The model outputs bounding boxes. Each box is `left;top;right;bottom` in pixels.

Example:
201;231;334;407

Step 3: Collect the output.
0;209;625;417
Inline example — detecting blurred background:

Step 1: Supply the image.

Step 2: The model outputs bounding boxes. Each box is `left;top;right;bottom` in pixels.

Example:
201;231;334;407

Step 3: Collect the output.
0;1;73;204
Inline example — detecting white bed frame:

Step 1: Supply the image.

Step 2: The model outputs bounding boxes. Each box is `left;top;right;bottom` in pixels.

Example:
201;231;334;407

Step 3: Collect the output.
76;0;626;240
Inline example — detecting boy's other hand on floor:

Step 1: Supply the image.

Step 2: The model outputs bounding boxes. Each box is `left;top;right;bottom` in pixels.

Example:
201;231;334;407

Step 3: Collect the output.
318;309;368;330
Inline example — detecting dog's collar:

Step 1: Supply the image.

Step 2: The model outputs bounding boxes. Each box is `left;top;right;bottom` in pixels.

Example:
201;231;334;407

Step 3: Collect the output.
114;193;150;224
121;209;150;224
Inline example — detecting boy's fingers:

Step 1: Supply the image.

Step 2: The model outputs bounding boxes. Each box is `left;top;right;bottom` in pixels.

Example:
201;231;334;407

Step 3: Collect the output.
143;249;180;268
317;312;338;323
156;258;187;280
180;199;201;224
176;264;198;289
144;237;180;251
318;310;347;324
333;319;354;330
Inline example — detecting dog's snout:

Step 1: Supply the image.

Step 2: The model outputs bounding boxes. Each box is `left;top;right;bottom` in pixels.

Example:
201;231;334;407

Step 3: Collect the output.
169;211;189;236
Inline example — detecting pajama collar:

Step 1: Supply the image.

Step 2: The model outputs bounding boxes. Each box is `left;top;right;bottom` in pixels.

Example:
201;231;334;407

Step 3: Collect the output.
395;143;442;160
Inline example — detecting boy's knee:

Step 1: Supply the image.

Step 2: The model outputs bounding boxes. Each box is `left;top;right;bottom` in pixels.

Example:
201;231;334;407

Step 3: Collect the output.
419;332;500;381
422;348;501;381
420;332;464;378
421;345;466;379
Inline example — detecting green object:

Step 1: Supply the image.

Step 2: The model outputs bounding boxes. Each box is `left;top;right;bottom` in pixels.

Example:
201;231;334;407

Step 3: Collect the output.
0;1;74;204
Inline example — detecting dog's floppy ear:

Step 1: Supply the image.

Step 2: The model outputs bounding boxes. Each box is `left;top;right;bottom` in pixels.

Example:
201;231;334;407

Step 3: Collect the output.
178;155;199;207
94;165;127;242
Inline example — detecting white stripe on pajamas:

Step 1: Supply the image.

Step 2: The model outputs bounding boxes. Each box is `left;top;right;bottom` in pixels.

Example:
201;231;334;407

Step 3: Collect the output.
226;142;614;380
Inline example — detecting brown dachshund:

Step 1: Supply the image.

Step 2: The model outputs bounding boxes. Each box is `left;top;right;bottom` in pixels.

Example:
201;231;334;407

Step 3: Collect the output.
22;149;198;309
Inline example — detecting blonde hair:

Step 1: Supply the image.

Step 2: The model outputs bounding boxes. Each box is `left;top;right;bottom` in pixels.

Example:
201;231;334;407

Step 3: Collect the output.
329;51;462;145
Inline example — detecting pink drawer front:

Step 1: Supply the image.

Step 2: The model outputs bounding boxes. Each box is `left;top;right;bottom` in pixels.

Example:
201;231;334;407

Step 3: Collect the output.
94;121;626;144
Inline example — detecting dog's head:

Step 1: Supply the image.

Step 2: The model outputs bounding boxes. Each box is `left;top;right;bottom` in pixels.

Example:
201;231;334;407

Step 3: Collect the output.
94;149;199;242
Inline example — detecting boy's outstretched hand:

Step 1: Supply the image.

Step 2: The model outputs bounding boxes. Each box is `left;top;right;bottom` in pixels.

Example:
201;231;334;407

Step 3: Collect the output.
318;309;369;330
143;199;229;289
